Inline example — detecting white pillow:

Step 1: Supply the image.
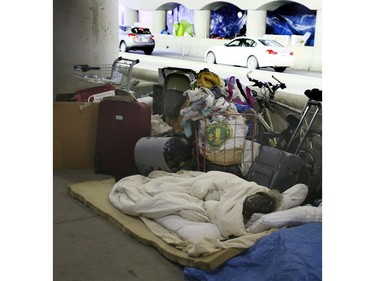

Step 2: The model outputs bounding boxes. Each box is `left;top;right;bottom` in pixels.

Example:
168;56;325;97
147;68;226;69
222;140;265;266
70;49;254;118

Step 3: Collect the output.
277;183;308;211
248;205;322;234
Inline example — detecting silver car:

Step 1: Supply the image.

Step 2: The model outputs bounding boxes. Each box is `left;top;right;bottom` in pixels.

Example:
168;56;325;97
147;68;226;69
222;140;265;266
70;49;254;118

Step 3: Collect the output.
119;26;155;55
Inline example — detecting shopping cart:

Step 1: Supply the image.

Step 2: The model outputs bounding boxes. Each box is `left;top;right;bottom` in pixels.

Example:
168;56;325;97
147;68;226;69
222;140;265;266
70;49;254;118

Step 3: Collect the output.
194;112;259;178
74;56;140;90
73;57;140;110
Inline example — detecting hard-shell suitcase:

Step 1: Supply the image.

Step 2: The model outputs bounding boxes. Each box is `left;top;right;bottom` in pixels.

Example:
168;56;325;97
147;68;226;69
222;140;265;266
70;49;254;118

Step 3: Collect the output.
74;84;116;102
94;99;151;180
246;145;303;192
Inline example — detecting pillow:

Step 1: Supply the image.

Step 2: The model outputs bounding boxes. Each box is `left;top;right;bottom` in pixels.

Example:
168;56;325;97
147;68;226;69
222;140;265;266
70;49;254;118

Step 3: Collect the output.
277;183;308;211
248;205;322;234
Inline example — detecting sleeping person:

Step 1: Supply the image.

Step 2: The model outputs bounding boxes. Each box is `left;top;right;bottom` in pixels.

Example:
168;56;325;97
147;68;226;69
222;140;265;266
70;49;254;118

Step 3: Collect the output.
109;170;320;243
242;190;282;224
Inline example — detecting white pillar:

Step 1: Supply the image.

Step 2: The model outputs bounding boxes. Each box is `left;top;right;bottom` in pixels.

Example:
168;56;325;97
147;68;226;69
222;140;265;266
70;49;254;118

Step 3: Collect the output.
53;0;119;98
152;10;166;35
124;7;138;26
314;10;322;47
246;10;267;37
194;10;211;38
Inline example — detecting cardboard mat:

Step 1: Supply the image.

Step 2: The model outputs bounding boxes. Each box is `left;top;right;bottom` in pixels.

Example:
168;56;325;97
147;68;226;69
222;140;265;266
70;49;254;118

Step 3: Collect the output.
69;179;244;270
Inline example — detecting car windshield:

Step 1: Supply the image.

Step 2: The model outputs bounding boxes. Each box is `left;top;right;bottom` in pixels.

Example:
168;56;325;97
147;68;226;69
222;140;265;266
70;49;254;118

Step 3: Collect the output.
131;27;151;34
258;39;284;47
226;40;242;47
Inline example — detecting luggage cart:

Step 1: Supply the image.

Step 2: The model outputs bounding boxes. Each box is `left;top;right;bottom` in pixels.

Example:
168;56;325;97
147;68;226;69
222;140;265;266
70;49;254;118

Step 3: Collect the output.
285;89;322;155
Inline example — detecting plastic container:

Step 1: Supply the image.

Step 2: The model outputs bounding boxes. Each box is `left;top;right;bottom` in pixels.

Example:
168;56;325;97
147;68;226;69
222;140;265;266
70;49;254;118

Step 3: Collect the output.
134;137;189;176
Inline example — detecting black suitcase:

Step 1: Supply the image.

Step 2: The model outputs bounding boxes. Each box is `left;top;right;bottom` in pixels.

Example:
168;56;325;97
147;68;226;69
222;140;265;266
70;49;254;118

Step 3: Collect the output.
246;145;303;192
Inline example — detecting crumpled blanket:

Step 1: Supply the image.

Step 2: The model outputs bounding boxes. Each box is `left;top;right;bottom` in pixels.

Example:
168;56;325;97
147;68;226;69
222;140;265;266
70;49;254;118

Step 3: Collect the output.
109;170;321;257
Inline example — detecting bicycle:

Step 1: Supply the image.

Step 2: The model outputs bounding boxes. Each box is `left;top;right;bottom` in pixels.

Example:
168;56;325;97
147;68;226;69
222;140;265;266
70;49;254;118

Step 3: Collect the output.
241;71;287;147
242;72;322;203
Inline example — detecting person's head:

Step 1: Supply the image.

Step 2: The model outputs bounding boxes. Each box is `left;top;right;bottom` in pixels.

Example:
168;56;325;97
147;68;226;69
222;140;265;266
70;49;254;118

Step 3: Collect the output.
242;190;281;222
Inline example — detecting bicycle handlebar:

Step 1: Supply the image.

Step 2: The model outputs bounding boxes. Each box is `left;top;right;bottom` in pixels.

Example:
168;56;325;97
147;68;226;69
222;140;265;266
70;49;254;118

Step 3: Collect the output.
246;71;287;112
246;71;286;92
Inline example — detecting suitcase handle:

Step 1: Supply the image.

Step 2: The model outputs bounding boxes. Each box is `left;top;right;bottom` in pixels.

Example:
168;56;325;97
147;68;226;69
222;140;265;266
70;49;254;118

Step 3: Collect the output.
285;99;322;154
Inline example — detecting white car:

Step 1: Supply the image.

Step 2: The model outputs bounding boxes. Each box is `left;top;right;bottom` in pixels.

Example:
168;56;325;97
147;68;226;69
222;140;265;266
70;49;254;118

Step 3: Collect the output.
205;37;294;72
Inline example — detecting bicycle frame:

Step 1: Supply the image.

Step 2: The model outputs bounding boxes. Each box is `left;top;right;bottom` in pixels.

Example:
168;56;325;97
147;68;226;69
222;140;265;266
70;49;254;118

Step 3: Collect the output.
245;71;286;147
249;99;279;147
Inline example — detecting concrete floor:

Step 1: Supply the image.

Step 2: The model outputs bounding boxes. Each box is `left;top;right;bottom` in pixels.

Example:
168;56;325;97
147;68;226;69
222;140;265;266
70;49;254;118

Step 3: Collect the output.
53;169;185;281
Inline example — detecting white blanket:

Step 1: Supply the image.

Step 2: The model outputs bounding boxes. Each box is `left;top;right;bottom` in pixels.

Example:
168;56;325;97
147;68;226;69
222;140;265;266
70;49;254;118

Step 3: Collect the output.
109;170;322;257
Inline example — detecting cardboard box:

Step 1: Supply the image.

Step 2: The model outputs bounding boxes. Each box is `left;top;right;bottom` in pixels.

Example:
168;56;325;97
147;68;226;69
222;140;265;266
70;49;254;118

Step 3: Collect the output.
53;102;99;170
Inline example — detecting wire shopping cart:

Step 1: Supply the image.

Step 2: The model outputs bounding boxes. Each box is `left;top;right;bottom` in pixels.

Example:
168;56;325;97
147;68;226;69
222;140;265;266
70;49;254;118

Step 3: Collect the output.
74;56;140;90
194;112;259;178
73;57;140;110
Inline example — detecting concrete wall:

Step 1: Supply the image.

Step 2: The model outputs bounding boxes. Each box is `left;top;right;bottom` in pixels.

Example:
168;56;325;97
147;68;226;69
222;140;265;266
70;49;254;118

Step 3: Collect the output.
53;0;119;98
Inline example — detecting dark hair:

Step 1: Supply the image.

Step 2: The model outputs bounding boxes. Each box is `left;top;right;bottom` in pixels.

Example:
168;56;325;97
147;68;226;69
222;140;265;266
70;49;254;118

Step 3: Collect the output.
242;191;280;222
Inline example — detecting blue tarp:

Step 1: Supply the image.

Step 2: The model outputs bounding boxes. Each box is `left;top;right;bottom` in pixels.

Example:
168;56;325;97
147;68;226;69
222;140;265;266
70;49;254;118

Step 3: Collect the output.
184;223;322;281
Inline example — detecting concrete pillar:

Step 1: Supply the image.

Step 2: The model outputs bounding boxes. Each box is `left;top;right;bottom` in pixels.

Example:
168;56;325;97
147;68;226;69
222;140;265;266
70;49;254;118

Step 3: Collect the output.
194;10;211;38
314;10;322;47
152;10;166;35
53;0;119;99
246;10;267;37
309;9;322;71
124;7;138;26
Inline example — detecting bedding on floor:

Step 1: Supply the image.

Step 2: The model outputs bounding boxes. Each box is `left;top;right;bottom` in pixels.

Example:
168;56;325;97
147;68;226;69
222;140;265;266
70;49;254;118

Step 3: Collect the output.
69;178;249;270
109;170;322;257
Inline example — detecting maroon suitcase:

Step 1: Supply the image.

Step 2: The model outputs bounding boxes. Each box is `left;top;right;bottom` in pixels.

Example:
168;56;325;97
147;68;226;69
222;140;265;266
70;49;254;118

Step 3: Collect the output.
94;99;151;179
74;84;116;102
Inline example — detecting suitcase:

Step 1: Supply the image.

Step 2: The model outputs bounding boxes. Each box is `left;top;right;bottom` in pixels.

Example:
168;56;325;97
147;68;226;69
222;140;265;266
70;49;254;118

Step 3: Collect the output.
74;84;116;102
246;145;303;193
94;99;151;180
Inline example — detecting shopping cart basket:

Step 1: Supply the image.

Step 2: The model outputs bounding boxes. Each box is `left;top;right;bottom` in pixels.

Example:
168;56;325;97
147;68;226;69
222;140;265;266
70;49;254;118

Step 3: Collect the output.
194;112;260;177
74;56;140;90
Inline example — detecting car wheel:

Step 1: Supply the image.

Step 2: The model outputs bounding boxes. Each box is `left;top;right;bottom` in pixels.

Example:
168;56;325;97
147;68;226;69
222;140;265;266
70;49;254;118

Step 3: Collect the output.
274;67;286;72
144;48;153;55
120;41;128;52
247;56;259;70
206;52;216;64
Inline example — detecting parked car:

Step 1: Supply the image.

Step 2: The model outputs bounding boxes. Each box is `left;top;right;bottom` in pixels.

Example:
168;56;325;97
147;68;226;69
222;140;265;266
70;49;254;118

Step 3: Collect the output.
119;26;155;55
204;37;294;72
